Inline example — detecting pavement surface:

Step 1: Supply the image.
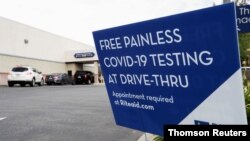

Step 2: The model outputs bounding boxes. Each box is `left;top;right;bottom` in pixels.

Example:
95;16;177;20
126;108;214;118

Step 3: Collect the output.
137;133;156;141
0;85;142;141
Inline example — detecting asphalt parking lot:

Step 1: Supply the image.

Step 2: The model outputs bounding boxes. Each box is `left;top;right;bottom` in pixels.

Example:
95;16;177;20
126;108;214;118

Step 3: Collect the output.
0;85;142;141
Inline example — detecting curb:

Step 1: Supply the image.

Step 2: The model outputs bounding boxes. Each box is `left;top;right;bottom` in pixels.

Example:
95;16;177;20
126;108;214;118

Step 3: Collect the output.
93;83;105;86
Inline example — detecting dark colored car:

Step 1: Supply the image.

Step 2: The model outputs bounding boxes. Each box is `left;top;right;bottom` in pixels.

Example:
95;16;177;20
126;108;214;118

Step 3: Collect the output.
74;71;94;84
45;73;72;85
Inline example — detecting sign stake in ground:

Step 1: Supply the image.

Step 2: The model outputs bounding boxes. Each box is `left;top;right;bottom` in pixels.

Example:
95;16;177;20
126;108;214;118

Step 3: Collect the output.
93;3;247;136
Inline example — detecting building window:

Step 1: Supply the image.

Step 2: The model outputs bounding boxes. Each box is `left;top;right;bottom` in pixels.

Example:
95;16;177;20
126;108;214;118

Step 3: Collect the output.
24;39;29;44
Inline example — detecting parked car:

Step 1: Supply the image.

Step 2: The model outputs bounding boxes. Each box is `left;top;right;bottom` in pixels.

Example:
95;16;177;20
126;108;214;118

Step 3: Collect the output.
7;66;44;87
45;73;72;85
74;71;94;84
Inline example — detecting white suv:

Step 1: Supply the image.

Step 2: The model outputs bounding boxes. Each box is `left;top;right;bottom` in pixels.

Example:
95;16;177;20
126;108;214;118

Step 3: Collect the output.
8;66;44;87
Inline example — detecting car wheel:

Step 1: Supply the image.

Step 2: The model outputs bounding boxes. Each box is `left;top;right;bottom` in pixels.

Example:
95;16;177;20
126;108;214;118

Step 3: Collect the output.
59;81;63;85
87;79;91;85
30;78;35;87
8;82;14;87
20;83;26;87
38;78;44;86
88;79;92;84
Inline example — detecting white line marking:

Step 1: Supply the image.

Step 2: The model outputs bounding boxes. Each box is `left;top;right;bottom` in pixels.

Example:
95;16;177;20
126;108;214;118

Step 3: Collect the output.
0;117;7;121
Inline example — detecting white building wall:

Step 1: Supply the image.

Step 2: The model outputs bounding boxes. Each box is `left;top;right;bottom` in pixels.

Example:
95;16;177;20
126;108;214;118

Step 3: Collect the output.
0;54;66;74
0;54;66;85
0;16;92;63
0;16;98;85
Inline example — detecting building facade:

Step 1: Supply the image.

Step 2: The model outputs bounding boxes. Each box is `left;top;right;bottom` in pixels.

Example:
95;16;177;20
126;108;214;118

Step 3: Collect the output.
223;0;232;3
0;16;100;85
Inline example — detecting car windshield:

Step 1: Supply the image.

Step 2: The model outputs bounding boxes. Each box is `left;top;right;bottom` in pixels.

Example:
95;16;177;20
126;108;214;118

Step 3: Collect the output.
76;71;86;75
51;73;62;76
12;67;28;72
76;71;92;75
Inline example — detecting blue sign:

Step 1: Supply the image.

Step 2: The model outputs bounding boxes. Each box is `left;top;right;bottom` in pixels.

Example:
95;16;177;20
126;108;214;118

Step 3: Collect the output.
236;5;250;33
74;52;95;58
93;3;247;136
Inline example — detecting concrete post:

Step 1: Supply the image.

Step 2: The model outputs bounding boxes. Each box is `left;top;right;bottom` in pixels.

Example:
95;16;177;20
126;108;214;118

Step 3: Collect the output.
93;61;99;84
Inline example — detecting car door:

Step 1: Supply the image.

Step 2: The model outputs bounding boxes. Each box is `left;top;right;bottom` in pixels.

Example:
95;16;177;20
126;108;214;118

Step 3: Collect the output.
64;73;70;84
33;68;42;82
